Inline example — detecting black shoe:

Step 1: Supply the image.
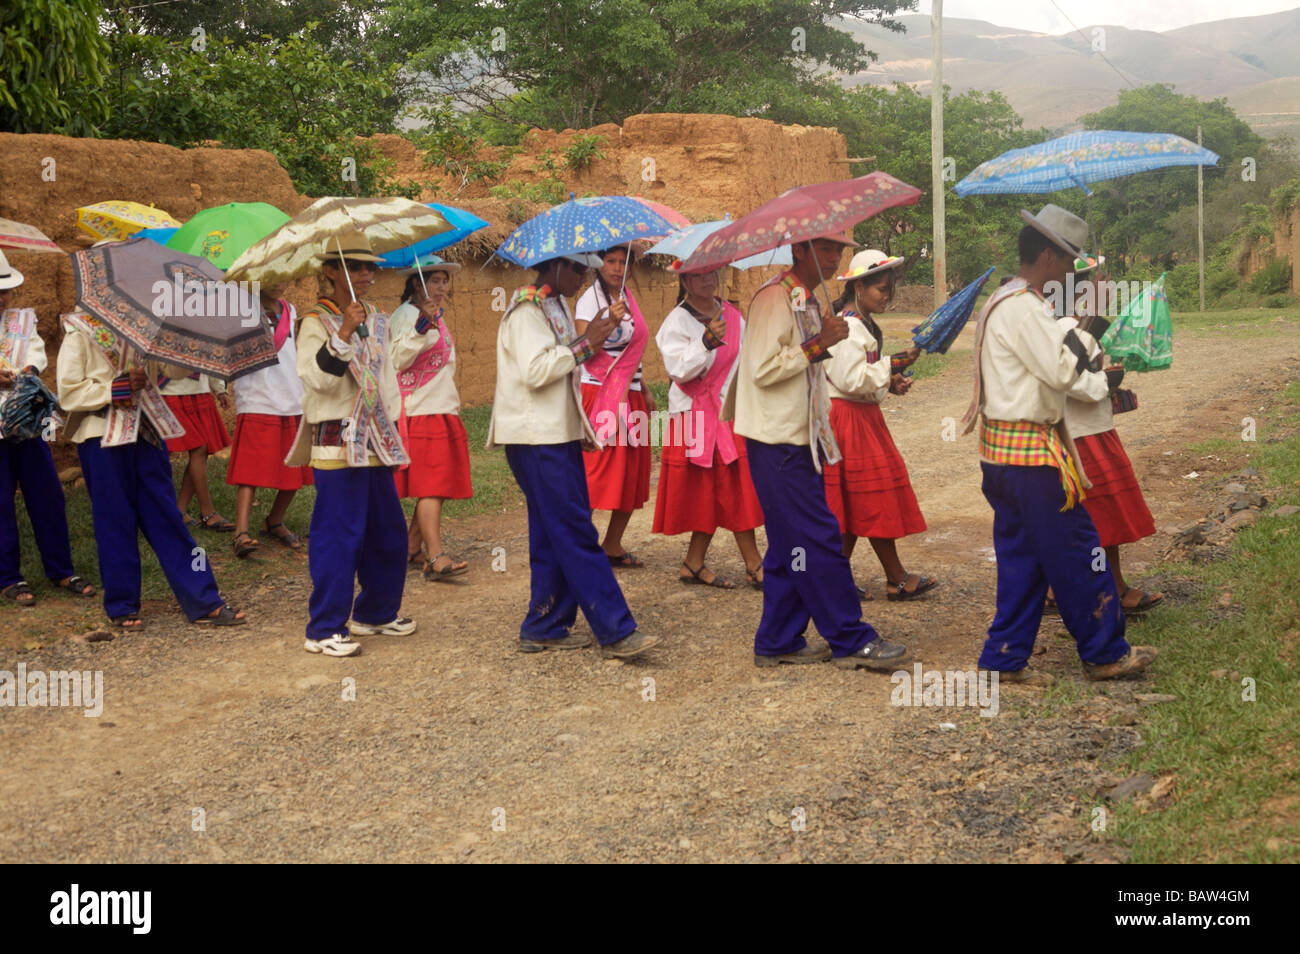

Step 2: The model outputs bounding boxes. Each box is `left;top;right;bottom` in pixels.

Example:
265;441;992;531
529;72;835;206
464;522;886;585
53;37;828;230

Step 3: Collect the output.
518;634;592;653
834;637;911;670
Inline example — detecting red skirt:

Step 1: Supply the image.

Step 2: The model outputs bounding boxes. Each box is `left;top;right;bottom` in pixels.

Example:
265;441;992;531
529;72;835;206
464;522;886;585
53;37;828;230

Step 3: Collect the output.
226;413;314;490
1076;429;1155;548
164;392;231;453
823;398;926;539
393;413;473;500
652;415;764;535
581;383;651;512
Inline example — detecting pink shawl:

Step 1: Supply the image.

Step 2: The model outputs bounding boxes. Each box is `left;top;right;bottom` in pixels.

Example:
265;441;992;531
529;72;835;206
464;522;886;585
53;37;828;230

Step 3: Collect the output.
584;286;648;447
678;300;741;467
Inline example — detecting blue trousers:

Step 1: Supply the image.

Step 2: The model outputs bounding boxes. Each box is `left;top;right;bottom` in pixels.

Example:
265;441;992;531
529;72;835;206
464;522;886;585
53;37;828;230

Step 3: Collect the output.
0;437;75;589
307;465;407;640
746;440;878;657
78;437;222;621
505;442;636;645
979;462;1130;670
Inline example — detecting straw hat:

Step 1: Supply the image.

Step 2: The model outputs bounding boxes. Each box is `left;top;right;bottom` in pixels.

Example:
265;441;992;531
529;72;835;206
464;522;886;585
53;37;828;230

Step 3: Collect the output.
323;231;383;263
1020;204;1088;258
836;249;905;282
0;250;23;290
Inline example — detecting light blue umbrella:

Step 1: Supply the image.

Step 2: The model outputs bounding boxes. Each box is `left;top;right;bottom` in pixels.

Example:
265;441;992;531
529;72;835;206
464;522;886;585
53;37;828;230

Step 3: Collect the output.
953;130;1219;197
648;217;792;270
378;203;489;269
912;266;995;354
135;226;180;245
495;195;677;268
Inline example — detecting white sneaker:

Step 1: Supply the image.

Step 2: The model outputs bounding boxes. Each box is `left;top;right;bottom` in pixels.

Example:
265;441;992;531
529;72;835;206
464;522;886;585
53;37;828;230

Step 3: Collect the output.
304;634;362;657
348;617;417;637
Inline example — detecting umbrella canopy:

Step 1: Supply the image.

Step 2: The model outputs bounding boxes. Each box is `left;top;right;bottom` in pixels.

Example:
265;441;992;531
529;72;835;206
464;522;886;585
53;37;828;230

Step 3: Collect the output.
224;197;453;286
1099;272;1173;372
71;237;275;382
911;266;995;354
495;195;678;267
953;131;1220;197
0;217;61;253
648;218;793;271
76;201;182;241
377;203;490;269
135;226;181;245
677;172;922;273
165;201;290;271
629;197;691;229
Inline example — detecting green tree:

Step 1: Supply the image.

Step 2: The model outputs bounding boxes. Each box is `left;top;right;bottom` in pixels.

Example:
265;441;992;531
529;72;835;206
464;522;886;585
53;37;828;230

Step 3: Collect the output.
379;0;913;130
94;20;406;196
101;0;386;50
1080;84;1276;271
1;0;110;135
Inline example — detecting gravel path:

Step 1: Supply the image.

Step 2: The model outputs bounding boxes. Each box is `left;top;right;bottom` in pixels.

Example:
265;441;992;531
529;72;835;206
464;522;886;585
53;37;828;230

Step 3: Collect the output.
2;317;1297;862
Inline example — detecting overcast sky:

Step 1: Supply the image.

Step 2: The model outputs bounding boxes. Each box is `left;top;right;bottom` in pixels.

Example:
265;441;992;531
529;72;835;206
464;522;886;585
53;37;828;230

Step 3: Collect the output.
911;0;1299;34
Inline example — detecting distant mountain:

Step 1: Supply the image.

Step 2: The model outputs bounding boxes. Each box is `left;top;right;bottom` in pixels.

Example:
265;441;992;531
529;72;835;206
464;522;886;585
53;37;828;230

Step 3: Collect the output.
836;9;1300;144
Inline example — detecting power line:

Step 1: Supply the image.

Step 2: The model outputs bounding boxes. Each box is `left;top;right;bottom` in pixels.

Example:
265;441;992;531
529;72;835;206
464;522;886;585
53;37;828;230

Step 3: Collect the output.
1047;0;1139;90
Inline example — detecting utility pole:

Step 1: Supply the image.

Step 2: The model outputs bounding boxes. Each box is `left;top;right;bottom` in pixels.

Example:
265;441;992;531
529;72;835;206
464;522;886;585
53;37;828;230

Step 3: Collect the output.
931;0;946;307
1197;125;1206;312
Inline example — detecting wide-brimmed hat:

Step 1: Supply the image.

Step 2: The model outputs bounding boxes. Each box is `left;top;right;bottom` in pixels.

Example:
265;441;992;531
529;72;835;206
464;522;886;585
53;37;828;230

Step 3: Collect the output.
322;231;384;263
836;249;905;282
398;253;461;277
806;229;859;249
1020;204;1088;258
0;250;23;290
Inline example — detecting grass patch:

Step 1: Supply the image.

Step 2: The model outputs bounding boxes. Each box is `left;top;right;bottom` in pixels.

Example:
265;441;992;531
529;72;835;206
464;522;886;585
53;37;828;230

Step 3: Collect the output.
1172;307;1300;336
1103;379;1300;862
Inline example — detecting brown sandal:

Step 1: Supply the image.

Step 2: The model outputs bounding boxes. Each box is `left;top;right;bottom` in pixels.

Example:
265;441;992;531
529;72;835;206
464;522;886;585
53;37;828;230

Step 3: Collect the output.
885;572;939;602
233;531;260;559
680;562;736;589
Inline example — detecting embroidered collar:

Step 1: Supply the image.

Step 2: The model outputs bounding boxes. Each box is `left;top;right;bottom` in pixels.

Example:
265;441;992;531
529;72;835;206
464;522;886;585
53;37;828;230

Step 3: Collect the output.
778;272;813;308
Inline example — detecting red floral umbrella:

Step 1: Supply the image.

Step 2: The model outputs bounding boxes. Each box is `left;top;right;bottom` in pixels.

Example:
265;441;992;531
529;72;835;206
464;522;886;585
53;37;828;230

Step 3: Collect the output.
628;196;691;229
677;172;921;273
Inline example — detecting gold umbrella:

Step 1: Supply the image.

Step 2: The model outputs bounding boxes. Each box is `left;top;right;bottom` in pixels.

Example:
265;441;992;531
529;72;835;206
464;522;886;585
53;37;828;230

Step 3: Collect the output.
224;197;453;297
75;201;182;241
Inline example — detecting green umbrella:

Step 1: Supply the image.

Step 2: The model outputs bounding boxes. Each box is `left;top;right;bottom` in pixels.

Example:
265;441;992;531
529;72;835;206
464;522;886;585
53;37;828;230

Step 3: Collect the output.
165;201;291;271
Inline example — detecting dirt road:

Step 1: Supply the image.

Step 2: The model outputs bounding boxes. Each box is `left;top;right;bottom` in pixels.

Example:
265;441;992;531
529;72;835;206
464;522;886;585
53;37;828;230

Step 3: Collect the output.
2;316;1297;862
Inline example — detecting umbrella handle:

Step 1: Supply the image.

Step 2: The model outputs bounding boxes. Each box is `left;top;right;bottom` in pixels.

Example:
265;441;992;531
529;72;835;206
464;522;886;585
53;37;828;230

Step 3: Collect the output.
334;236;367;339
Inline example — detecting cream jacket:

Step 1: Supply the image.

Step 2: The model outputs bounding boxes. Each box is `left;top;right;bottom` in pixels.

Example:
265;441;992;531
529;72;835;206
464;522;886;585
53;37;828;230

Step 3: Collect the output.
289;303;402;466
656;304;744;416
731;281;821;446
55;327;188;444
825;314;891;405
388;301;461;417
1061;317;1114;438
979;291;1101;425
486;294;595;447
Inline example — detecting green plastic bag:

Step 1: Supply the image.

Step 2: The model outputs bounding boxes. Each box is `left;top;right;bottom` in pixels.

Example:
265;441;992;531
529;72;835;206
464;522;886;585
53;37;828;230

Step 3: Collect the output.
1099;272;1173;372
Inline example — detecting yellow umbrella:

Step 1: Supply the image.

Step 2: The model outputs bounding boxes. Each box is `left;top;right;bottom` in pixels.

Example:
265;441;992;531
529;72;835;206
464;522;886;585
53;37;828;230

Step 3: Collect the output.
224;197;452;293
75;201;182;241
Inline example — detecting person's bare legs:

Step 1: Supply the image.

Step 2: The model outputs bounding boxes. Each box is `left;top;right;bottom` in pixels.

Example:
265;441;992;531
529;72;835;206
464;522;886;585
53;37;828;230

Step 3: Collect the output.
420;497;465;573
602;509;634;558
267;489;295;529
868;536;907;583
234;485;257;540
407;513;424;562
680;530;715;581
176;452;197;514
734;528;763;585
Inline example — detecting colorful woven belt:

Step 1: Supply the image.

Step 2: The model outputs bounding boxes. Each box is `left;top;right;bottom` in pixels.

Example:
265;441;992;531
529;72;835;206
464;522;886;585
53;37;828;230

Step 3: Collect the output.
980;418;1085;511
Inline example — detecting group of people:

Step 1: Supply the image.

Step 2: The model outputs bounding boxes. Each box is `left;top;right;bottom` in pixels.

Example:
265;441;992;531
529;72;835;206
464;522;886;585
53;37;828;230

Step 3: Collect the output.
1;199;1160;681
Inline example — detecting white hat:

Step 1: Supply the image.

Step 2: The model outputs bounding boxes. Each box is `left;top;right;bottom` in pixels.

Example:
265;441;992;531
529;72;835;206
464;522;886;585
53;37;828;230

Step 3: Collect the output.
836;249;905;282
1020;204;1089;258
397;253;461;277
0;250;23;290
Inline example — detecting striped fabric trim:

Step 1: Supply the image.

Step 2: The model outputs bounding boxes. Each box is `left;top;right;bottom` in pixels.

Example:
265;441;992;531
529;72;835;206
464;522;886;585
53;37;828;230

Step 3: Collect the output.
980;418;1085;510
